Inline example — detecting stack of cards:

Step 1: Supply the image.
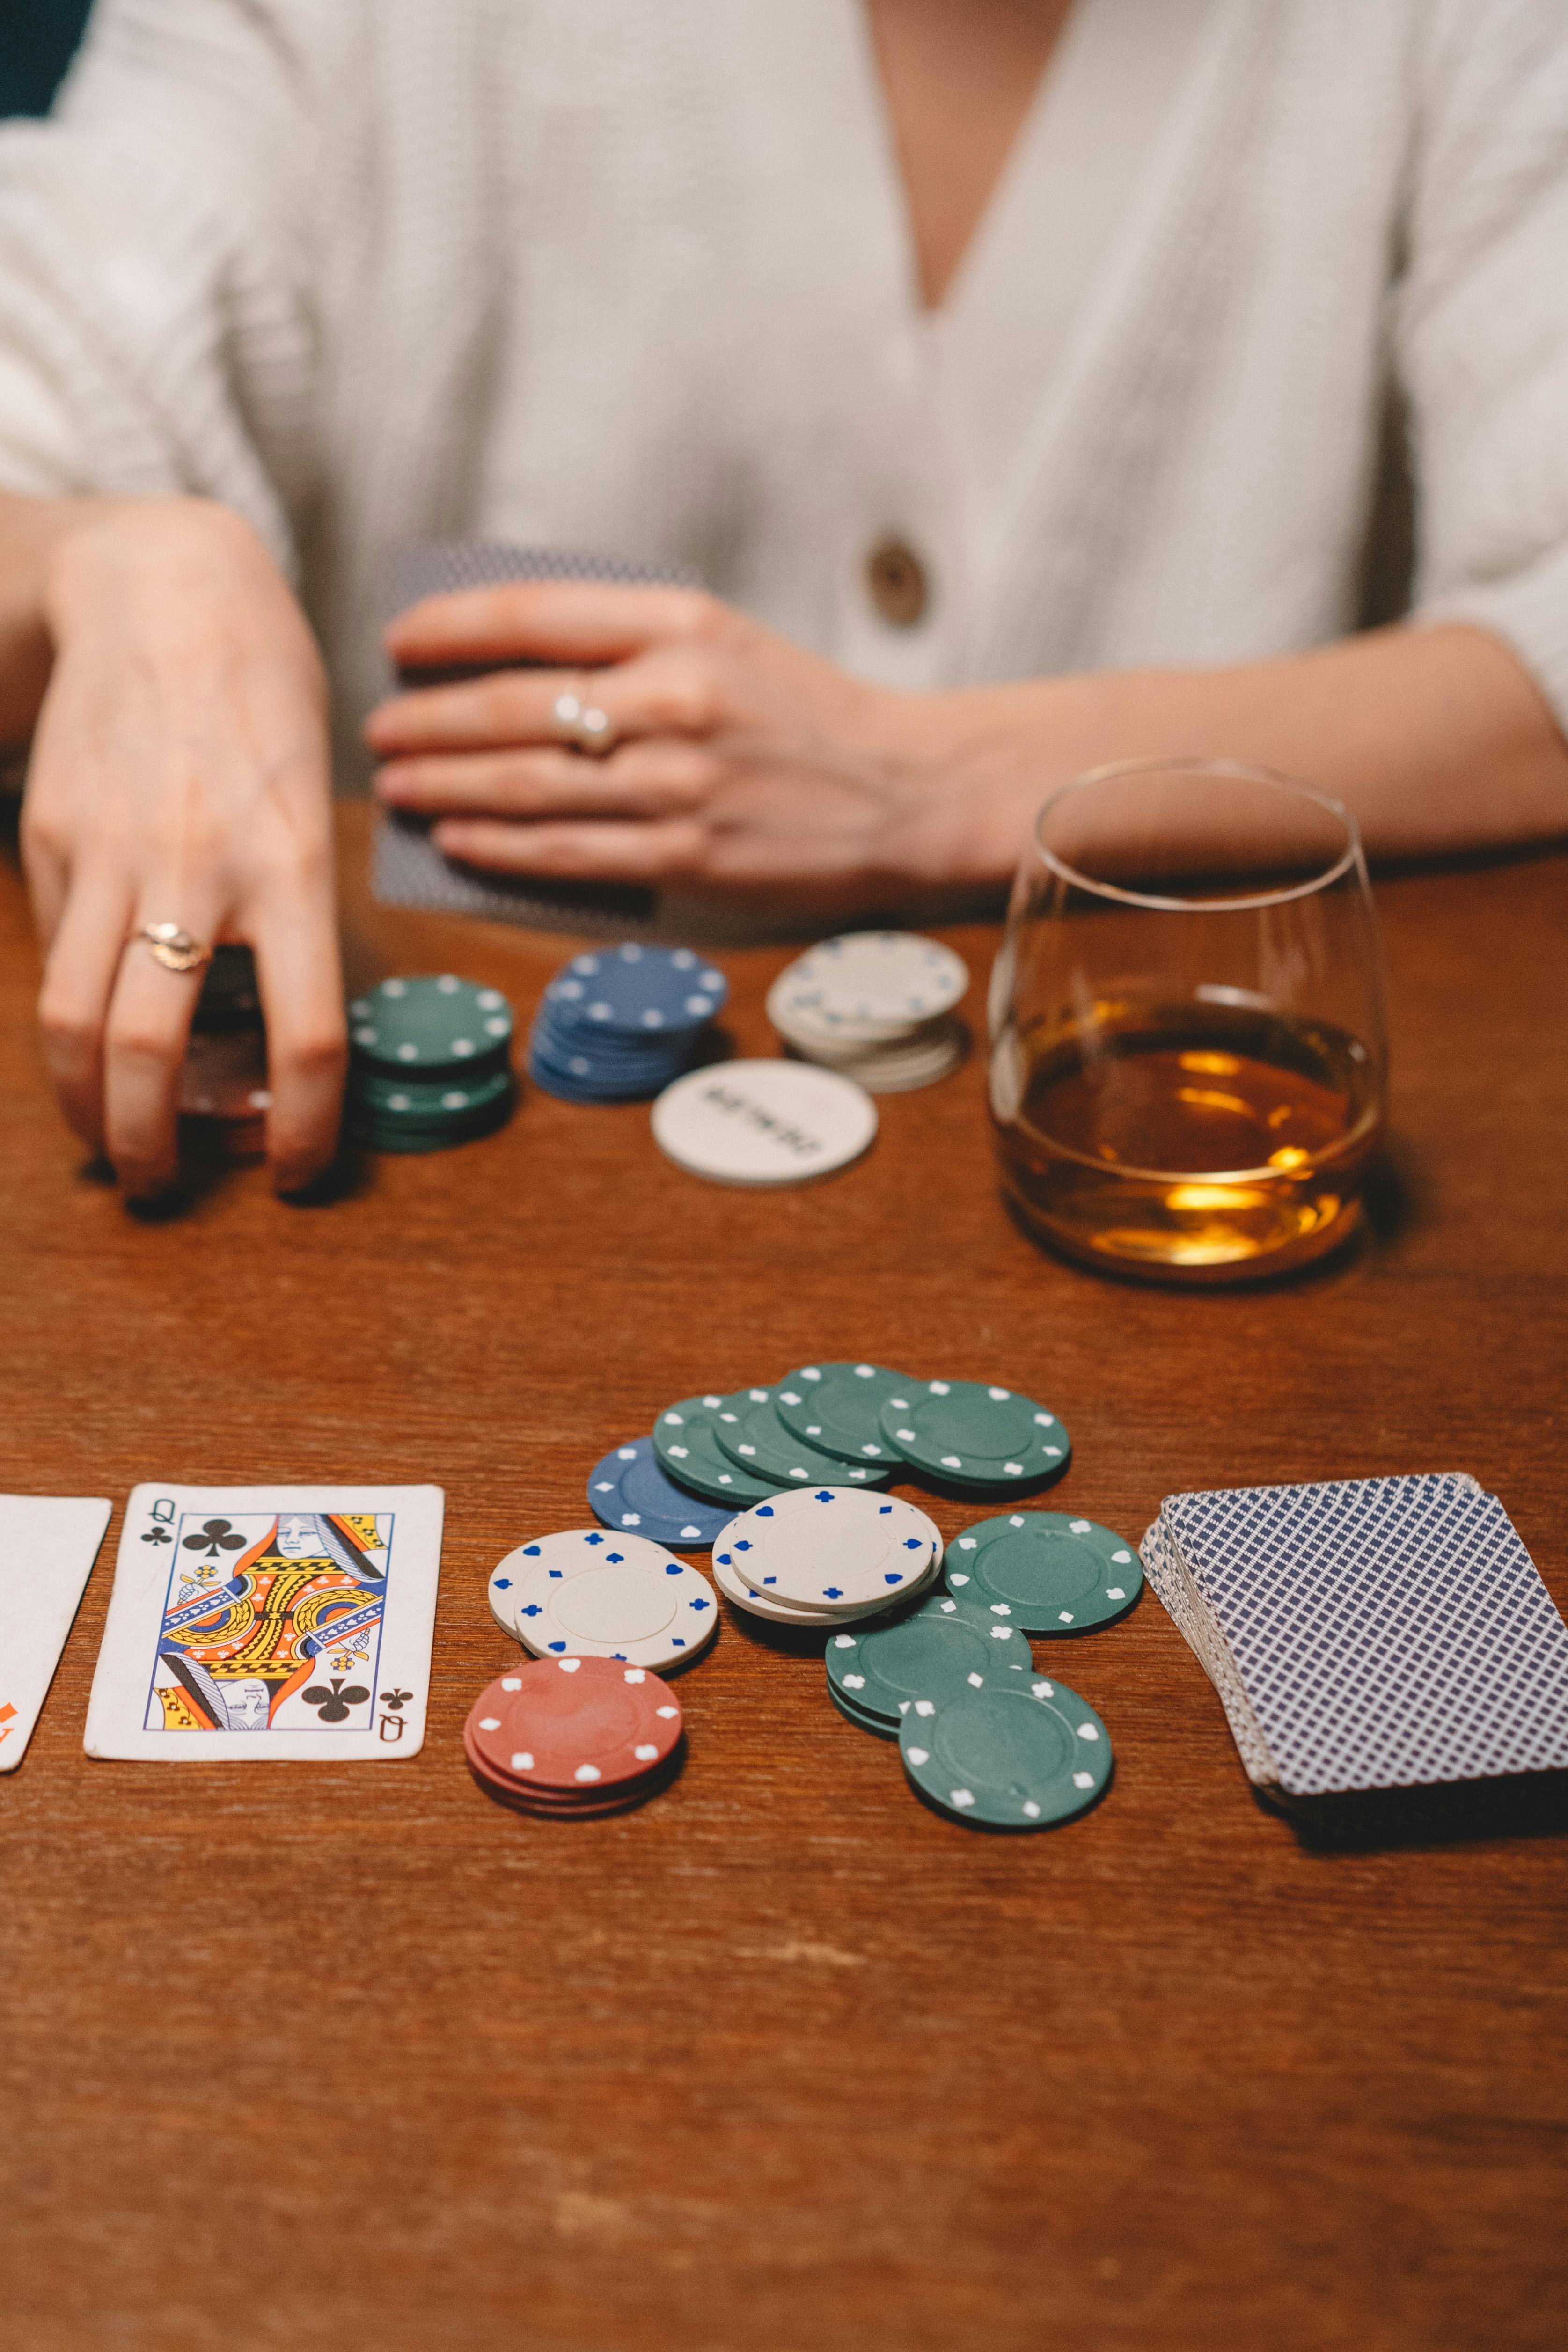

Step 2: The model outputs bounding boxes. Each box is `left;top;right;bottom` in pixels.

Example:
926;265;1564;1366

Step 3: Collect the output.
1141;1474;1568;1803
85;1485;444;1759
0;1495;112;1770
374;542;700;936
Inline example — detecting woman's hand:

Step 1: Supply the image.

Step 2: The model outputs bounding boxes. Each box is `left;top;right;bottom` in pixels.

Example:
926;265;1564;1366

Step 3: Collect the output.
367;584;1009;911
20;498;345;1199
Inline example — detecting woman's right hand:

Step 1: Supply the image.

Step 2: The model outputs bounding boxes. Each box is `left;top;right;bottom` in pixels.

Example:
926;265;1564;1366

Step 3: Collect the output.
18;498;345;1198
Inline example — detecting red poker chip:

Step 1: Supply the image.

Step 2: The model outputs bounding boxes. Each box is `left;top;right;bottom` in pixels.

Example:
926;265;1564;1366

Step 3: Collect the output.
463;1723;682;1814
465;1657;682;1793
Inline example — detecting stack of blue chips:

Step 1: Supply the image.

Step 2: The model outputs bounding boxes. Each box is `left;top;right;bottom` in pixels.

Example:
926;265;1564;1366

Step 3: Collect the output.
528;944;729;1103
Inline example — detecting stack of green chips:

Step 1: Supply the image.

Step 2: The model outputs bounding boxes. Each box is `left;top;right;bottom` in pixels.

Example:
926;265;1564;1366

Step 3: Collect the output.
345;975;517;1154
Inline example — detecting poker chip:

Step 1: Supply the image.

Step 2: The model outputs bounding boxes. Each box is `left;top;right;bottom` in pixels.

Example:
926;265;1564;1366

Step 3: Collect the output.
529;945;727;1103
711;1386;890;1489
179;946;270;1161
587;1437;732;1549
718;1487;940;1616
774;1362;914;1466
708;1536;907;1627
879;1380;1070;1492
766;932;969;1093
898;1672;1112;1829
491;1527;718;1672
827;1679;901;1741
825;1591;1035;1725
345;975;516;1152
652;1395;784;1506
651;1061;877;1187
463;1658;684;1817
945;1512;1143;1633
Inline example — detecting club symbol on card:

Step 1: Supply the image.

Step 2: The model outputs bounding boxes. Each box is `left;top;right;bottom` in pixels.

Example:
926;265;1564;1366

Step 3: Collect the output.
141;1526;172;1546
182;1518;248;1560
379;1689;413;1712
301;1676;371;1723
143;1496;177;1544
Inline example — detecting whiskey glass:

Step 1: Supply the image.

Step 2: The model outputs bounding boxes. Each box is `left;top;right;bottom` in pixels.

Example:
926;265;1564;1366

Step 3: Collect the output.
989;759;1389;1282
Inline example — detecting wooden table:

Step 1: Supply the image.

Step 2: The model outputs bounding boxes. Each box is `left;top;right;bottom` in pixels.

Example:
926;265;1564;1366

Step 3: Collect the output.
2;805;1565;2352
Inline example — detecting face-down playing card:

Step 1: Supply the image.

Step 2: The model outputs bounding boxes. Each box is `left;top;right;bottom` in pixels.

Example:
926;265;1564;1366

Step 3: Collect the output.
0;1495;113;1772
374;541;702;935
84;1486;444;1761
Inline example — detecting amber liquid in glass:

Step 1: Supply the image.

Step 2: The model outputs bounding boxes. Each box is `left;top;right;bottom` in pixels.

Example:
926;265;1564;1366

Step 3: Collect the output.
993;998;1382;1280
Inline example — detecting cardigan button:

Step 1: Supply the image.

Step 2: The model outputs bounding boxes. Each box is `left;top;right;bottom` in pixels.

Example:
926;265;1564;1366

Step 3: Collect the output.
865;537;929;627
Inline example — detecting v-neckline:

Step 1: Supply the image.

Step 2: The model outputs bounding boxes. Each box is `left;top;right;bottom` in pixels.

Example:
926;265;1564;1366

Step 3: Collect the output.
835;0;1234;558
848;0;1073;329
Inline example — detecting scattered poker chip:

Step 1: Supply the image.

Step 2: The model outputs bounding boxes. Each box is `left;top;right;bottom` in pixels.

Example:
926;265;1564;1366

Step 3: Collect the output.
711;1386;890;1489
945;1512;1143;1633
463;1657;684;1816
587;1437;732;1549
652;1395;784;1507
651;1060;877;1188
827;1679;901;1741
766;932;969;1094
345;974;516;1152
825;1591;1035;1725
719;1487;940;1615
491;1527;718;1672
529;945;727;1103
898;1672;1112;1829
774;1362;914;1466
879;1379;1070;1491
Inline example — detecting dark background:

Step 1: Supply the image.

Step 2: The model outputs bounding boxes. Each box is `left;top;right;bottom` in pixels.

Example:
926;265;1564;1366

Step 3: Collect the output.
1;0;94;117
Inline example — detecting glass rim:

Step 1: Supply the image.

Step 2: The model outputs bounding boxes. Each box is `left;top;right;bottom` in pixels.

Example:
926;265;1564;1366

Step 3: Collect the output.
1031;757;1363;912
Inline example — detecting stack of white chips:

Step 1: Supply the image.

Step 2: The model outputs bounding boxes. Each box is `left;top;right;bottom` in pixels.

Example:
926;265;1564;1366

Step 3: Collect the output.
765;931;969;1093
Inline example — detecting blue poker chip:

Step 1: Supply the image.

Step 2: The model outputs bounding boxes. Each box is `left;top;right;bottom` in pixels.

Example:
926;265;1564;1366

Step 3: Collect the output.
544;945;728;1039
528;942;728;1105
586;1437;732;1549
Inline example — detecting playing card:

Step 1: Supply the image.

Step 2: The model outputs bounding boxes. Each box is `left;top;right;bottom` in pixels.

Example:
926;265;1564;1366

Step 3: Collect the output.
1148;1473;1568;1798
84;1485;444;1761
373;540;700;936
0;1495;112;1771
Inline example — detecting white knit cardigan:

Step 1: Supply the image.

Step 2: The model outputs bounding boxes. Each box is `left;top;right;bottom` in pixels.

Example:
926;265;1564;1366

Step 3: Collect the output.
0;0;1566;787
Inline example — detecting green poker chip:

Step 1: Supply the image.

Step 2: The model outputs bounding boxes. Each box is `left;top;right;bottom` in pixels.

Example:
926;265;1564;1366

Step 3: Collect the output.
945;1512;1142;1634
348;975;514;1076
351;1067;515;1116
827;1680;901;1743
825;1592;1034;1722
774;1362;914;1466
879;1379;1070;1491
898;1673;1112;1830
712;1386;890;1489
653;1395;783;1507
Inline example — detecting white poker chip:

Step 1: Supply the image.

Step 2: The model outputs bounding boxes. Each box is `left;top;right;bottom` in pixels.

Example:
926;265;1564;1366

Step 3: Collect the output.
503;1527;719;1672
720;1487;939;1614
708;1536;931;1627
651;1060;877;1188
765;935;969;1094
771;932;968;1038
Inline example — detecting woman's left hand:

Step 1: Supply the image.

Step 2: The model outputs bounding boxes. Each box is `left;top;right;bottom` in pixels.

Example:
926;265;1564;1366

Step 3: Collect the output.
366;582;1006;911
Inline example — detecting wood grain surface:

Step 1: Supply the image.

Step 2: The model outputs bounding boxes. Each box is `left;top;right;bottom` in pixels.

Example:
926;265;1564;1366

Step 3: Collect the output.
1;804;1565;2352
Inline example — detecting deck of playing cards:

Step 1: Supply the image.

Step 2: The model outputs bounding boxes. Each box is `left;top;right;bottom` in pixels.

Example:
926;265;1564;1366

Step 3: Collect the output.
373;541;699;938
85;1485;444;1761
1142;1474;1568;1804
